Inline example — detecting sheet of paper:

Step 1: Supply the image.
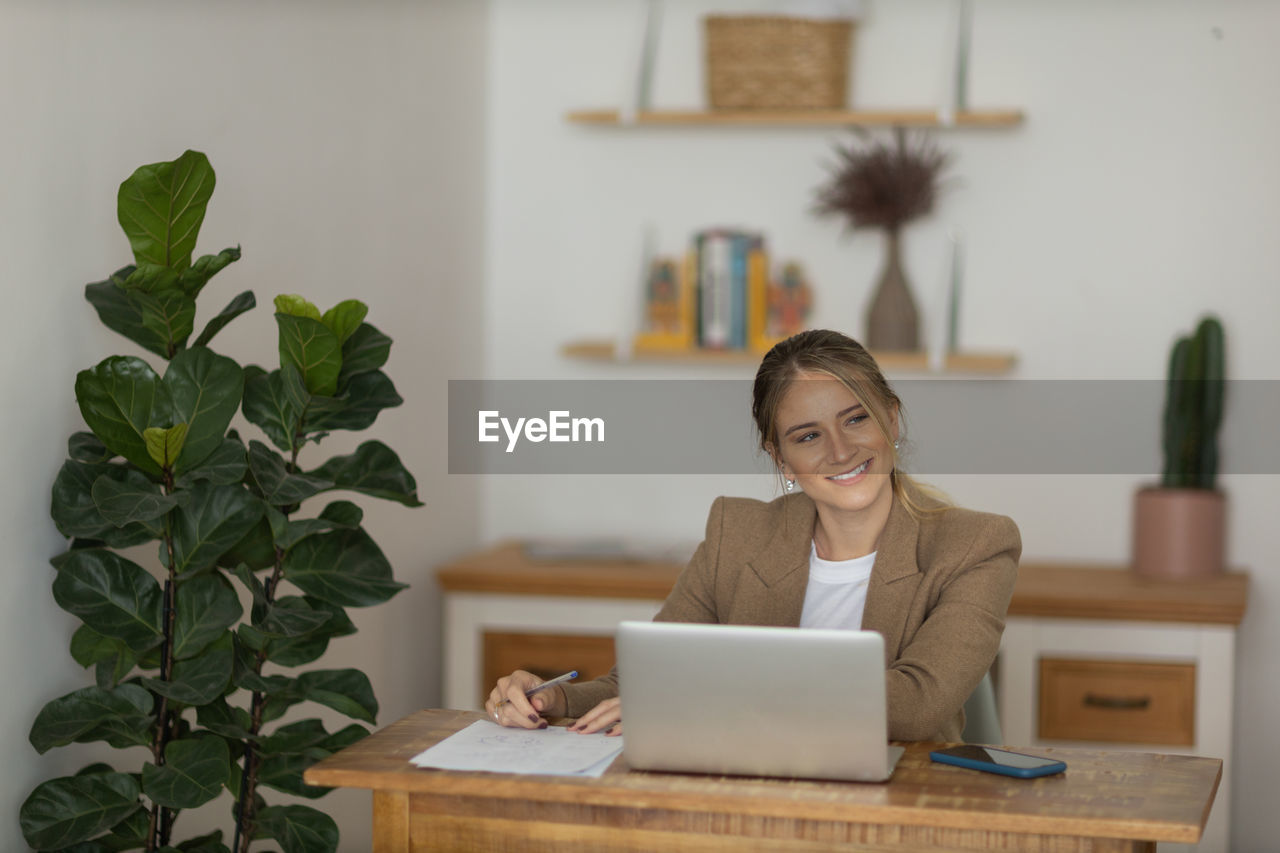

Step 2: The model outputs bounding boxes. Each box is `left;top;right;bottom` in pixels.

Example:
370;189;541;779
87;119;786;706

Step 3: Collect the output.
410;720;624;777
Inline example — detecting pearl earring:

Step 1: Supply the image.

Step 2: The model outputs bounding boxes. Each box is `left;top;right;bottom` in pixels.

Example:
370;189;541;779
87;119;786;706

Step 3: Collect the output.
785;478;796;493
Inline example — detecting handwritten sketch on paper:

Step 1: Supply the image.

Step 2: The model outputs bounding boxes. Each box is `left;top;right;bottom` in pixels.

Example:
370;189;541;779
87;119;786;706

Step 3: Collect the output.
410;720;624;777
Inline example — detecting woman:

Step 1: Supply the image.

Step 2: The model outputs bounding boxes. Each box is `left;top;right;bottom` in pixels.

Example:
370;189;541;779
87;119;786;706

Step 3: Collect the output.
486;330;1020;741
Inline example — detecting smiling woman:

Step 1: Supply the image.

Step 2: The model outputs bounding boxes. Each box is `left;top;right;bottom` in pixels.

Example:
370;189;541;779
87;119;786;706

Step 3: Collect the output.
487;330;1021;743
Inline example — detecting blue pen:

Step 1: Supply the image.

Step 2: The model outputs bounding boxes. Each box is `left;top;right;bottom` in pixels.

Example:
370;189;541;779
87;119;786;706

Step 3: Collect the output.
495;671;577;710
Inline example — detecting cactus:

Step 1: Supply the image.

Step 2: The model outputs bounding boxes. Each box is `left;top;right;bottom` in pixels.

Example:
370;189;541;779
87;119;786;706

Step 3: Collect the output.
1161;316;1226;489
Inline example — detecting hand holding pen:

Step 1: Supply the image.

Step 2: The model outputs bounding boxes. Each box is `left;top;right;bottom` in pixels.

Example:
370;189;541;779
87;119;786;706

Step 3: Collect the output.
486;670;577;729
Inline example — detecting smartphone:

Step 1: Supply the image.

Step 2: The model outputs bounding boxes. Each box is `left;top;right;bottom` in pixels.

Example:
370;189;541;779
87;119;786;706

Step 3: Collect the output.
929;745;1066;779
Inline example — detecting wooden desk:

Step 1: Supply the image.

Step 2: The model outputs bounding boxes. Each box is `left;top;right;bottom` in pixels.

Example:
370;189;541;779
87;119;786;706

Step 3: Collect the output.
305;709;1220;853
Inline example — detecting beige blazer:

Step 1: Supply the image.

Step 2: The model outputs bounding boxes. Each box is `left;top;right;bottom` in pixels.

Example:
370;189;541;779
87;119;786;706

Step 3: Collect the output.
561;488;1021;742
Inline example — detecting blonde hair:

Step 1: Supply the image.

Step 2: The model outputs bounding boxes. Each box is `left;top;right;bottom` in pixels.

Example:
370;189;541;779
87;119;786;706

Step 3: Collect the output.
751;329;947;517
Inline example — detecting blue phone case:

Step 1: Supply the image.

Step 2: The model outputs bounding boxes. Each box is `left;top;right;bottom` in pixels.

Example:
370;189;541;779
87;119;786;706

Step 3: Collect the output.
929;748;1067;779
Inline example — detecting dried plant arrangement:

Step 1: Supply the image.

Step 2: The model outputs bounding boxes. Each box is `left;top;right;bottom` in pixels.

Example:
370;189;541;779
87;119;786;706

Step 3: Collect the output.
812;128;952;351
814;127;950;235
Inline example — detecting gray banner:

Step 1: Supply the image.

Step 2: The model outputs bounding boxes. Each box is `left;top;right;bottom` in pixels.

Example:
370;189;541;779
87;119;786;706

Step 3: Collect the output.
448;380;1278;475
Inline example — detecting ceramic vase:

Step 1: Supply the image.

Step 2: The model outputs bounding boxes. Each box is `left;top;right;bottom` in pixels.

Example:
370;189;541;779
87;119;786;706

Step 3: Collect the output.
866;229;920;351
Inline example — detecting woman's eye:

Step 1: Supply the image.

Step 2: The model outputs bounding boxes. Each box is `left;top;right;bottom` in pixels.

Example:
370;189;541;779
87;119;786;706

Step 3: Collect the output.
796;431;819;443
846;414;868;427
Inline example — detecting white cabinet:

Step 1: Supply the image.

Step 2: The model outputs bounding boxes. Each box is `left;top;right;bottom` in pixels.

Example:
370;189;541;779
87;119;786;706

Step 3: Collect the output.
998;566;1248;853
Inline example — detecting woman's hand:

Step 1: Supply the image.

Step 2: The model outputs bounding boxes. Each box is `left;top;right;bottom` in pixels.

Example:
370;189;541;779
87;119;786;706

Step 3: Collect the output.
485;670;567;728
569;697;623;736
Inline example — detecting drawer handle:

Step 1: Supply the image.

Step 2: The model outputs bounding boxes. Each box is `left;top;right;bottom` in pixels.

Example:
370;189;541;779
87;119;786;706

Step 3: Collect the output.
1083;693;1151;710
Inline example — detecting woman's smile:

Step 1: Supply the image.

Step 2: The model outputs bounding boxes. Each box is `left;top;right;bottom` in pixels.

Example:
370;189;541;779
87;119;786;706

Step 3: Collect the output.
827;457;873;483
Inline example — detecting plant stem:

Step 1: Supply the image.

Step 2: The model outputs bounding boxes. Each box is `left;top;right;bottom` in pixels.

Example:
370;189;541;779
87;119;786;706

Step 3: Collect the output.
148;485;180;852
233;552;287;853
234;423;307;853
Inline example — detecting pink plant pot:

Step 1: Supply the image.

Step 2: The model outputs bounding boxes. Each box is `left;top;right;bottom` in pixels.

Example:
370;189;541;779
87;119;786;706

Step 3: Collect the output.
1132;487;1226;579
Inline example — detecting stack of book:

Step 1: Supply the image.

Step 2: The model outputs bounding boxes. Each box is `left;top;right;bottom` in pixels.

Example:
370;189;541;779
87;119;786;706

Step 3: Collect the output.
634;228;778;355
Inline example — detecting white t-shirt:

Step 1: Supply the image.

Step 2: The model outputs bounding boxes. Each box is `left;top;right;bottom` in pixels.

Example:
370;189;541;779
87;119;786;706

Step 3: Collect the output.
799;542;876;630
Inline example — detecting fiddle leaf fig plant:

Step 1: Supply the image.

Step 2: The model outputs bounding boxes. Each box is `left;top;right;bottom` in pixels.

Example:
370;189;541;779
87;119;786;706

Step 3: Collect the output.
24;150;421;853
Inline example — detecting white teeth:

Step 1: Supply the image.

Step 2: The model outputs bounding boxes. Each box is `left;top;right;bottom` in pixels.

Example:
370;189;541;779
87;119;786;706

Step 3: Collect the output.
829;459;870;480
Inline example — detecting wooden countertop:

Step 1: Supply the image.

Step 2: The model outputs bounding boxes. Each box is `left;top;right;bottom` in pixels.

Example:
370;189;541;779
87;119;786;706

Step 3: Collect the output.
305;708;1221;845
436;542;1248;625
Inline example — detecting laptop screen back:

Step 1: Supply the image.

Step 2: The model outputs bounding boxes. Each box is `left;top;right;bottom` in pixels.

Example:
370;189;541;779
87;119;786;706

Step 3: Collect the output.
616;621;900;782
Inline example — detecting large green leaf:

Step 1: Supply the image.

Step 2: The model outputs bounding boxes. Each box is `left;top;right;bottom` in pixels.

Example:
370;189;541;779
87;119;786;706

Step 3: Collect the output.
172;573;243;660
69;624;138;688
269;519;342;553
132;288;196;355
297;669;378;723
141;632;233;705
117;149;215;271
175;436;248;488
241;366;302;454
310;440;421;506
75;356;173;476
164;346;245;474
232;563;267;610
304;370;403;434
29;684;153;754
276;313;342;396
241;594;336;653
256;751;330;799
101;807;151;851
282;527;406;607
171;481;265;576
258;719;329;754
266;598;356;667
179;246;241;299
52;549;162;652
193;288;254;348
69;431;113;463
269;500;363;552
196;699;254;741
118;262;180;293
141;736;229;810
19;772;141;851
232;640;293;695
336;322;391;384
252;804;338;853
247;440;332;506
52;459;158;547
319;299;367;346
90;468;183;527
216;514;276;571
257;596;334;639
84;271;170;359
172;829;230;853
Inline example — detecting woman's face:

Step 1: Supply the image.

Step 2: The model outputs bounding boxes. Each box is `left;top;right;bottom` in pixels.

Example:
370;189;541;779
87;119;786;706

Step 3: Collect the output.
771;372;898;522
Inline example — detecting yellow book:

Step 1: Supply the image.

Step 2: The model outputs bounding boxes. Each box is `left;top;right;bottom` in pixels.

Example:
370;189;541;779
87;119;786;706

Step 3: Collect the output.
748;248;784;354
747;247;768;349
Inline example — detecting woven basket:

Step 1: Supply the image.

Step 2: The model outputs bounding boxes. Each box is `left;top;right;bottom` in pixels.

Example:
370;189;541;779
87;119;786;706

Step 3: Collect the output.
705;15;854;110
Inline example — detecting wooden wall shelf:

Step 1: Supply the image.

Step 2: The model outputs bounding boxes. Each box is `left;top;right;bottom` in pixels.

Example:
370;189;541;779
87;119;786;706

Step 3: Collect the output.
562;340;1018;375
566;108;1025;128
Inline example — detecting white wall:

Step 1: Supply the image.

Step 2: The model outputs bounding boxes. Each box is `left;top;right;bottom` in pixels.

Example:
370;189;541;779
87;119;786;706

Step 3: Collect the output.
0;1;486;850
6;0;1277;849
483;1;1279;849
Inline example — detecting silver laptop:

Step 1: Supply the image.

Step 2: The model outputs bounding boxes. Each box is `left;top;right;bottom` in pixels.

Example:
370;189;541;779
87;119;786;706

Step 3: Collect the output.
616;621;905;782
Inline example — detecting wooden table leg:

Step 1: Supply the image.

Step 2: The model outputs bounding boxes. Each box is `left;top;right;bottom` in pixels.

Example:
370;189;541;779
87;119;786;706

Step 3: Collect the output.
372;790;409;853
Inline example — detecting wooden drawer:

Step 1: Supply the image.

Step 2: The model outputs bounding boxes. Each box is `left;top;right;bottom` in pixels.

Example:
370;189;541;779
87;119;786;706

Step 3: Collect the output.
481;631;615;706
1038;658;1195;745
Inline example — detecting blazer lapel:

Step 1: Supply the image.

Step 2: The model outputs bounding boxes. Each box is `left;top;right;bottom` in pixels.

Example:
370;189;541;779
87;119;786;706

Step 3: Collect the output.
745;493;815;625
862;495;922;661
